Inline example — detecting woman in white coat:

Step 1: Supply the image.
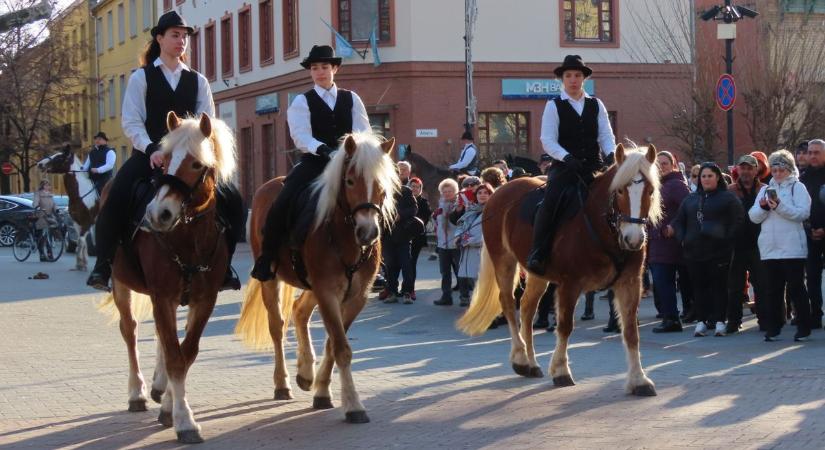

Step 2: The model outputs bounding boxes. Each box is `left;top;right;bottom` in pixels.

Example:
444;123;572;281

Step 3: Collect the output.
455;183;494;306
749;149;812;342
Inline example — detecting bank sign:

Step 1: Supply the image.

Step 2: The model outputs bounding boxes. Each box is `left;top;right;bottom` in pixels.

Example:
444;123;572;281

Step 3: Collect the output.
501;79;595;99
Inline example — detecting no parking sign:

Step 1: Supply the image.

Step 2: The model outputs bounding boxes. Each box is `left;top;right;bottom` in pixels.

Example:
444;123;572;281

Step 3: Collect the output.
716;74;736;111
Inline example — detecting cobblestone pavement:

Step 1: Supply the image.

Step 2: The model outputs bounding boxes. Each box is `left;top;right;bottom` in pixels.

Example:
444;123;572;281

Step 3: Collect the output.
2;244;825;449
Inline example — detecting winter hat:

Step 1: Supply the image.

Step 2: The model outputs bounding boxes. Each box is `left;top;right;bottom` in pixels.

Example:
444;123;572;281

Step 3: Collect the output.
768;149;796;173
750;151;770;179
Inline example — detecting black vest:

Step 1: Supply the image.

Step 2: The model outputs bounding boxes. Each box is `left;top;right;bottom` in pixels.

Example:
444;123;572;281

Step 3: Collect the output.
88;145;112;182
554;96;602;168
143;64;199;144
458;144;479;175
304;88;354;148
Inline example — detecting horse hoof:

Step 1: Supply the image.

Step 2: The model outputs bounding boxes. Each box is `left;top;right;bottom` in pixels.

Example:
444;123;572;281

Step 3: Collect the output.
157;411;173;428
151;388;164;404
527;367;544;378
296;375;313;392
631;384;657;397
512;363;531;377
176;429;204;444
274;388;293;400
345;411;370;424
128;399;147;412
552;375;575;387
313;397;334;409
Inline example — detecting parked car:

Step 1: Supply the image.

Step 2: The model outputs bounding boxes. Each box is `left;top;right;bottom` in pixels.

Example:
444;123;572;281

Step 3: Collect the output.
4;194;78;252
0;195;36;246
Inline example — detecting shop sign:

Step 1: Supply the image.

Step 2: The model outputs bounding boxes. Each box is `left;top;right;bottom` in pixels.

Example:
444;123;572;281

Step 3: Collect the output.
416;129;438;138
255;92;279;115
501;79;595;99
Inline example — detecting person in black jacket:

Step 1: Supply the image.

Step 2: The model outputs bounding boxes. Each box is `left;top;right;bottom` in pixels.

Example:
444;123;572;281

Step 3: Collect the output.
671;162;745;337
381;184;418;304
801;139;825;329
408;177;431;301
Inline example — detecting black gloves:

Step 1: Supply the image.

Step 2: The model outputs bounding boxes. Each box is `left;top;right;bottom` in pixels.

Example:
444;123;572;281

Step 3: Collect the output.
145;142;160;156
316;144;335;159
563;154;583;172
604;152;616;167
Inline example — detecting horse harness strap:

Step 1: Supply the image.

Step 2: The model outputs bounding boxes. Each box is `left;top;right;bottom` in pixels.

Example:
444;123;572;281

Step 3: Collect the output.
327;222;376;301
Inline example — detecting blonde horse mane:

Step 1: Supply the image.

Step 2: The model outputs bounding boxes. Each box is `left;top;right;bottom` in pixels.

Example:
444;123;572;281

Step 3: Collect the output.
159;115;237;184
311;132;401;230
608;145;663;226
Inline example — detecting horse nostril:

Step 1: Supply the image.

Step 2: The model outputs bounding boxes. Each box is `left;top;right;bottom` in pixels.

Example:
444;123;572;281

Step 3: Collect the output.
160;209;172;222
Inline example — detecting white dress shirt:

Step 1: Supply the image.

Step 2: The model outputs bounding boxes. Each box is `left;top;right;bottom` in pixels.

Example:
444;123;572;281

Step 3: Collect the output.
121;57;215;153
540;90;616;162
287;84;371;153
81;147;117;174
449;144;477;170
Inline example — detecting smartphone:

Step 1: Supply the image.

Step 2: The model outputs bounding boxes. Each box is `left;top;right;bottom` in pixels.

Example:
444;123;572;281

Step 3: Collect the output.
766;187;778;201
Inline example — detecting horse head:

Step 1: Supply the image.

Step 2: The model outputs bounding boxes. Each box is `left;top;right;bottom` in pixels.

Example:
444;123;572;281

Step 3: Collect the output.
608;143;662;251
313;132;400;246
146;111;237;232
37;144;74;174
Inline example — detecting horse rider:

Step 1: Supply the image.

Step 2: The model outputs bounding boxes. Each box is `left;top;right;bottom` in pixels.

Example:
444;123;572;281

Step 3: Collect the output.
449;130;479;176
250;44;371;282
87;11;245;292
82;131;117;196
526;55;616;274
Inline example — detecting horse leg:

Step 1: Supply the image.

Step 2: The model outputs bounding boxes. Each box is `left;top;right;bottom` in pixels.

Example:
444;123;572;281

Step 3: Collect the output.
495;258;529;376
76;229;88;271
294;291;318;392
520;274;549;378
615;280;657;396
261;279;292;400
312;338;335;410
334;292;370;423
150;339;167;403
549;283;578;387
112;280;148;412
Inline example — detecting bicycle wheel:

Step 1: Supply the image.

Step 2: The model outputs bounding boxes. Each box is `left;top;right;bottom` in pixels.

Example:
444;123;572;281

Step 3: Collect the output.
45;228;65;262
12;231;33;262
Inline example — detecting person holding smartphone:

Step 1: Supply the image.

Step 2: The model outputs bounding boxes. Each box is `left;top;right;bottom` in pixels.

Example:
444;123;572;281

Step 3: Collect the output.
749;149;812;342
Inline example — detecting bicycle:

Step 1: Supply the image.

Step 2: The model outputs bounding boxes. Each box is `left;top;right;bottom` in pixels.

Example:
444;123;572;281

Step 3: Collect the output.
12;213;65;263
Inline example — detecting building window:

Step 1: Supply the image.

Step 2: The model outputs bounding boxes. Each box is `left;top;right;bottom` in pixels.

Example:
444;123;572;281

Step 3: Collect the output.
562;0;614;43
117;3;125;43
238;6;252;72
142;0;152;30
370;113;391;137
783;0;825;13
107;11;114;49
119;74;127;108
205;22;216;81
190;29;200;72
108;78;116;118
261;123;276;181
336;0;392;43
240;127;255;203
283;0;298;58
96;17;103;54
163;0;171;12
259;0;274;65
129;0;137;37
221;15;233;78
477;112;530;159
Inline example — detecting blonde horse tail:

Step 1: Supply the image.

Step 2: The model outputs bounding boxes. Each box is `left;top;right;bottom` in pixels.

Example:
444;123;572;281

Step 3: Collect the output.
279;282;297;331
235;278;271;350
96;290;153;325
456;244;503;336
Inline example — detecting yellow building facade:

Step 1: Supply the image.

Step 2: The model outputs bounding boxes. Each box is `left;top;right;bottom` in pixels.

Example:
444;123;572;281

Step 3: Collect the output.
92;0;156;165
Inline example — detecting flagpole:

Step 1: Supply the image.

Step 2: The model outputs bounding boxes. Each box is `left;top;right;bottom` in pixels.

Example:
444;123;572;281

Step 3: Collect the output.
463;0;477;134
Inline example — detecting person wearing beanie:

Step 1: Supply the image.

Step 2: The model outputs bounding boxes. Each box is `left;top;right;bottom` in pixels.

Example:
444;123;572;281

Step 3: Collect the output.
671;162;745;337
750;149;812;341
750;151;772;184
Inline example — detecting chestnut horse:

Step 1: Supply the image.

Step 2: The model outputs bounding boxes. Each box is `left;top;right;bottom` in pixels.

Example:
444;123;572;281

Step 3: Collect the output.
236;132;399;423
97;112;236;443
37;145;101;271
457;144;662;396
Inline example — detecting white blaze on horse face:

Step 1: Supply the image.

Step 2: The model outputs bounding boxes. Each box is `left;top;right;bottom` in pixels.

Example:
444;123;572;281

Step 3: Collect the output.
620;176;647;250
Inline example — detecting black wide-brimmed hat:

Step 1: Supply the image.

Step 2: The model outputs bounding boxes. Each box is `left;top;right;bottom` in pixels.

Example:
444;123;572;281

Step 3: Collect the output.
300;45;343;69
94;131;108;140
553;55;592;78
151;11;194;37
461;131;474;141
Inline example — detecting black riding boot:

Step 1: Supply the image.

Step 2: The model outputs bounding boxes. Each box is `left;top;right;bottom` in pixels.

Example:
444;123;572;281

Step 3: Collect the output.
526;202;558;275
216;183;245;291
87;204;118;292
603;293;621;333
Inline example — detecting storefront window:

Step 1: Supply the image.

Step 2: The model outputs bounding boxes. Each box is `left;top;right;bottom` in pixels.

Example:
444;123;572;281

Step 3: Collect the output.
477;112;530;161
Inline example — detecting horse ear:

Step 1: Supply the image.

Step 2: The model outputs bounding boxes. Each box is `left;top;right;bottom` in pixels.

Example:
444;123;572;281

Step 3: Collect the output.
167;111;181;132
645;144;657;163
344;135;357;156
615;143;626;164
199;113;212;138
381;137;396;155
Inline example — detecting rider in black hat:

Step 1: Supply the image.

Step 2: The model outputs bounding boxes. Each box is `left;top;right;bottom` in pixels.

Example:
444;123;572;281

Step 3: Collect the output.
250;45;372;281
86;10;245;292
449;130;479;176
525;55;617;275
82;131;117;195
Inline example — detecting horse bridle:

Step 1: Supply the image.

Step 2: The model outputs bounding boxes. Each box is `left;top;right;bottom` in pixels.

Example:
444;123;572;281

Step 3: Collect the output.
606;176;650;233
152;168;211;227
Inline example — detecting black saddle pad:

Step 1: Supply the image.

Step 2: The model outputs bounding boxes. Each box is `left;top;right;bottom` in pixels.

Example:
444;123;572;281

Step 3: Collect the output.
518;181;588;225
128;178;157;240
287;186;320;249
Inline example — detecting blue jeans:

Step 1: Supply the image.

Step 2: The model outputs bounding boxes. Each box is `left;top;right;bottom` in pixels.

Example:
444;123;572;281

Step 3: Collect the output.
650;263;679;319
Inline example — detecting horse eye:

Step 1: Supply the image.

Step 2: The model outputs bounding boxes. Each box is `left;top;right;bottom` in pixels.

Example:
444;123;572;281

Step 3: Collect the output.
346;178;355;186
192;161;203;170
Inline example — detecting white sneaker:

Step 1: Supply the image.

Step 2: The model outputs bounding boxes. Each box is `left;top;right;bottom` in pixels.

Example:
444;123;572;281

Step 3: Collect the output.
714;321;726;337
694;322;708;337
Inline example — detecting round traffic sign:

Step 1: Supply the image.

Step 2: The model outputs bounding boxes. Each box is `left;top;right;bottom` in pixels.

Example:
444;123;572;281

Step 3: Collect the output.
1;162;12;175
716;74;736;111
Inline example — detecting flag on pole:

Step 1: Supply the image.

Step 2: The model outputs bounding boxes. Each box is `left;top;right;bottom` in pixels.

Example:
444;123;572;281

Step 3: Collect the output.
321;19;355;58
369;16;381;67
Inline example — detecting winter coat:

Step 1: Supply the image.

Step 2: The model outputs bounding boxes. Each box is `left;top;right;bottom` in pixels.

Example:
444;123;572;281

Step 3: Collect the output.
672;186;744;262
412;195;431;247
800;165;825;233
383;186;418;244
433;197;459;249
32;190;58;231
648;171;689;265
456;202;484;278
749;175;811;260
728;179;765;250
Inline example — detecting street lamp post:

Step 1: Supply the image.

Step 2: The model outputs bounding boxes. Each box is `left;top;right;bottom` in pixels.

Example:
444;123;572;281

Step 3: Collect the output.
700;0;758;166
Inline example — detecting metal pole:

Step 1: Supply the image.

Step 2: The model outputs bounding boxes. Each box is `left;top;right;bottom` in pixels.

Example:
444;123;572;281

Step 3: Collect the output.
463;0;473;133
725;0;734;167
